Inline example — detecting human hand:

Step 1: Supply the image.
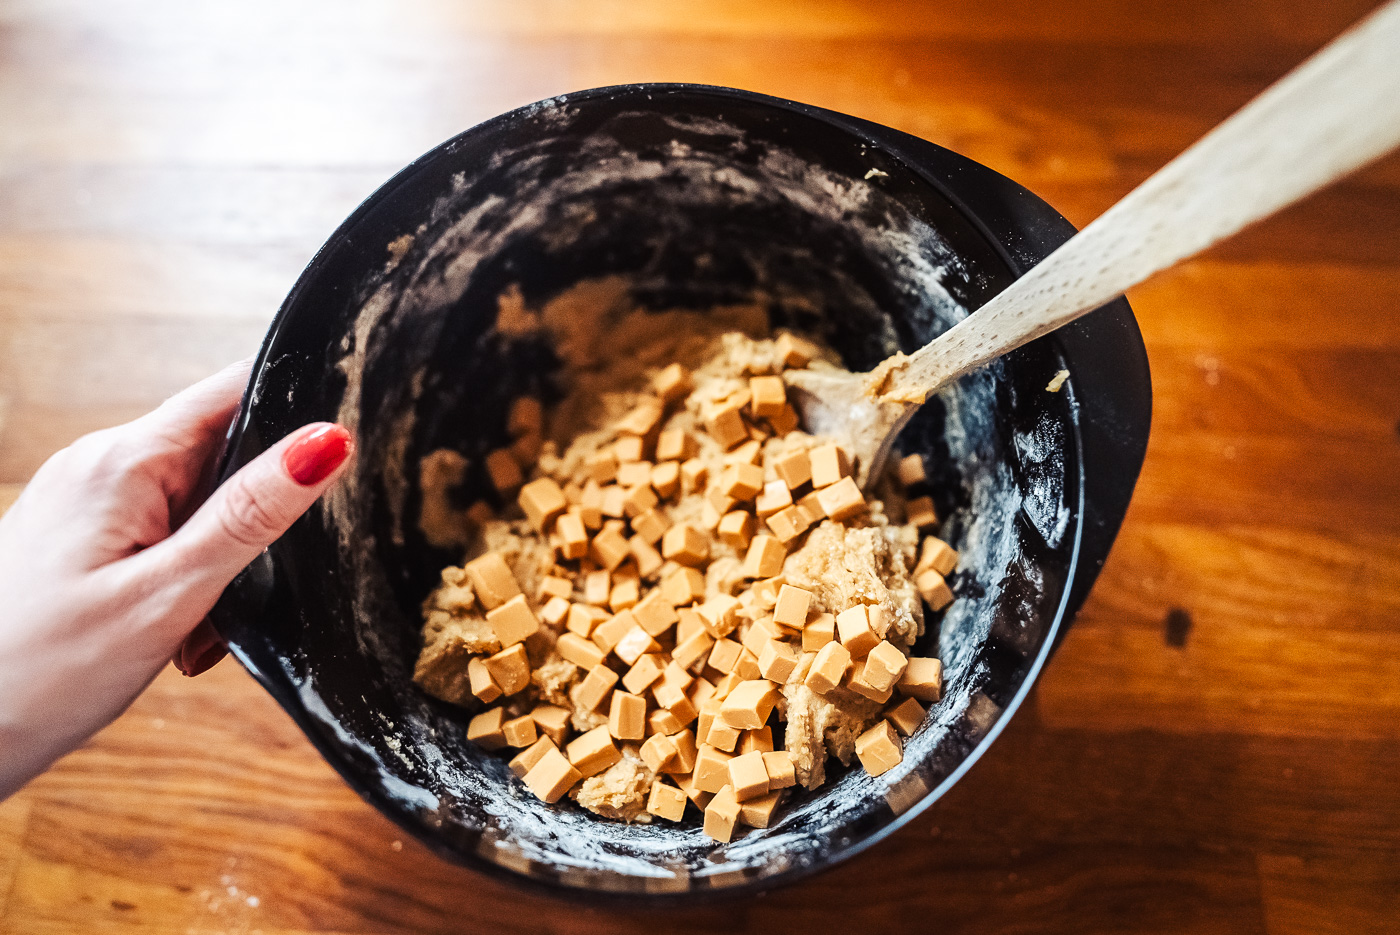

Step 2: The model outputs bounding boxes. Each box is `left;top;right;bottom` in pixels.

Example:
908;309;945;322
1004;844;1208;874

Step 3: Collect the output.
0;359;353;799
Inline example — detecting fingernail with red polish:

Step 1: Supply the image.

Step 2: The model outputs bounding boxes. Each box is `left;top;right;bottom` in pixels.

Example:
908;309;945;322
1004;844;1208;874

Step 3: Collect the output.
283;423;352;486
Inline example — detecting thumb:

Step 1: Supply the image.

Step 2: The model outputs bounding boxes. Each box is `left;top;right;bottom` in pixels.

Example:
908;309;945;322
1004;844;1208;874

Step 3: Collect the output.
151;422;353;594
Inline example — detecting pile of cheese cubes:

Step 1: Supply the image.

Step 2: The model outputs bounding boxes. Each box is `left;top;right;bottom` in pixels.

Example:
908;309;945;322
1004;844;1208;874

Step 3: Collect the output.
437;335;956;841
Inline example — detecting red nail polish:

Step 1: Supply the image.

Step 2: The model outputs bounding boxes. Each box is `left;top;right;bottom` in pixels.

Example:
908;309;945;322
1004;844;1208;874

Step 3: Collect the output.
283;423;352;486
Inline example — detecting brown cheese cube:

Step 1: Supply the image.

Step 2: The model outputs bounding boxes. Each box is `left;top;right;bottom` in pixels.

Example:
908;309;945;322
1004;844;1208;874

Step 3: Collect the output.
732;648;761;681
557;632;606;670
727;750;771;801
763;750;797;789
523;747;583;803
485;595;539;649
668;728;699;774
608;576;640;613
537;575;572;602
622;653;666;694
654;684;697;726
648;708;684;737
551;512;587;560
706;488;737;517
632;590;679;636
540;595;571;628
654;427;692;463
717;510;755;550
802;612;836;651
705;718;741;752
773;449;812;490
566;725;622;778
530;705;571;746
916;569;955;610
680;457;708;491
916;536;959;577
724;439;763;467
485;448;524;493
906;495;938;530
846;667;894;704
661;523;708;567
616;400;664;437
591;609;635;654
465;553;522;611
518;477;568;533
677;774;714;810
804;641;851;694
507;396;543;438
809;443;850;488
693;746;735;793
578;491;605;531
639;732;678;773
583;569;611;606
567;602;607;637
768;404;799;436
796;489;827;524
688;677;717;711
647;781;688;821
574;664;619;711
673;630;715;673
886;696;926;737
738;790;783;829
861;640;910;693
698;594;741;637
509;735;557;778
590;525;631;571
653;362;692;402
708;638;743;674
613;435;645;463
739;725;774;754
774;333;812;368
600;484;628;519
855;720;903;777
608;690;646;741
467;707;507;750
741;616;780;656
765;505;811;544
898;657;944;702
754;479;793;518
661;566;706;607
584;450;618;484
467;657;502;703
748;375;786;418
651;460;681;499
616;460;653;489
705;401;749;450
835;605;879;657
502;715;538;748
484;643;532;696
615;626;662;667
622;483;659;518
772;584;813;629
628;535;664;578
896;453;926;487
704;785;742;842
757;640;801;683
719;680;778;729
816;476;866;522
718;463;764;500
741;535;786;578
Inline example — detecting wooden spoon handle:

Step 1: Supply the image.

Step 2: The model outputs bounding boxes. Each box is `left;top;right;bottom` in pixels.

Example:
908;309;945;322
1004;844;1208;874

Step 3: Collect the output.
885;0;1400;402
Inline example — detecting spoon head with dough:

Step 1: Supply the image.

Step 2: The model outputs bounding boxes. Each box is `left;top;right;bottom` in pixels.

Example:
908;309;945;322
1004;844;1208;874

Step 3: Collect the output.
782;367;919;489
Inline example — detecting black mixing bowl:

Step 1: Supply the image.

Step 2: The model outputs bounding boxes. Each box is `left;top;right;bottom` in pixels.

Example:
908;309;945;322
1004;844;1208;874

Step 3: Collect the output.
209;84;1151;900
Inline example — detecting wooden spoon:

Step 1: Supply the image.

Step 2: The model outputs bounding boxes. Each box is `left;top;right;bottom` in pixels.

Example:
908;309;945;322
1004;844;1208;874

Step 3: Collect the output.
787;0;1400;487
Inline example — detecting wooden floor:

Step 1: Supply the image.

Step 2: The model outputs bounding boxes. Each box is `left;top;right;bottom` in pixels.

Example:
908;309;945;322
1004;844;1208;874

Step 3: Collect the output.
3;0;1399;931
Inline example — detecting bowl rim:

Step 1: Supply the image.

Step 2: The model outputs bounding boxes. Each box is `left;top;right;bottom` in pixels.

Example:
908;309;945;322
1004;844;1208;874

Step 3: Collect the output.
212;81;1150;903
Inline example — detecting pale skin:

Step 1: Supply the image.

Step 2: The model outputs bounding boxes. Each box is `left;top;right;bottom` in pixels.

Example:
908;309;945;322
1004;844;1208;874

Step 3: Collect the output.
0;359;353;800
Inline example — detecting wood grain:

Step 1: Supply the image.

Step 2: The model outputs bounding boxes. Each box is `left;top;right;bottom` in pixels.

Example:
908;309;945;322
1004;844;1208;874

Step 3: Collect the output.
2;0;1399;932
